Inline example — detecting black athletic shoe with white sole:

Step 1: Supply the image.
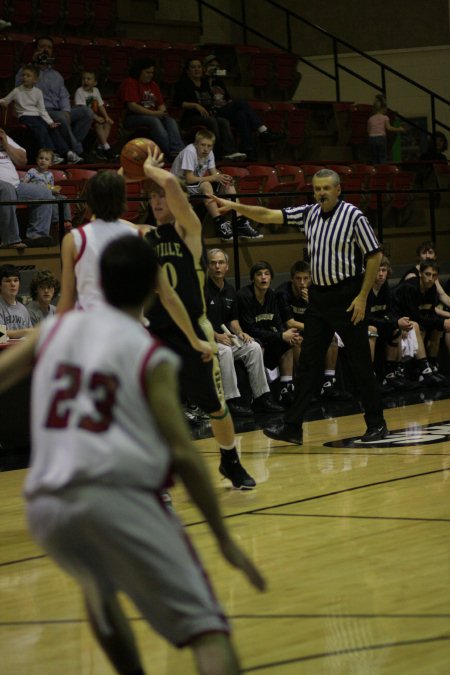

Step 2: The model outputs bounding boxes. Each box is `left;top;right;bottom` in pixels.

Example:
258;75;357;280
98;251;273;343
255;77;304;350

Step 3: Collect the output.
219;449;256;489
237;220;263;239
216;221;233;241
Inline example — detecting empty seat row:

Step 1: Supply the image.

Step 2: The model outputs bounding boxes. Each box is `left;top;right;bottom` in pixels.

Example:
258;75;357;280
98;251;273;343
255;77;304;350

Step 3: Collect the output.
0;0;116;34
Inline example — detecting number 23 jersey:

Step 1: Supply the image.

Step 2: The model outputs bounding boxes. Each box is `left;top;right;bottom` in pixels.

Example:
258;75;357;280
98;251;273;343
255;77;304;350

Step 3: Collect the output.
24;305;179;498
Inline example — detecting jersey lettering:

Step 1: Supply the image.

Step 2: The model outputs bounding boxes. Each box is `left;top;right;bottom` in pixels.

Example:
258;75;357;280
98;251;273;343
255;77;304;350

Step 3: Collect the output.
45;363;119;432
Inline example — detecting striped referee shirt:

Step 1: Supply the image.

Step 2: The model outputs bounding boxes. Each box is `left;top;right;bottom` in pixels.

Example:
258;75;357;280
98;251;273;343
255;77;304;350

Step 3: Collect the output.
283;201;381;287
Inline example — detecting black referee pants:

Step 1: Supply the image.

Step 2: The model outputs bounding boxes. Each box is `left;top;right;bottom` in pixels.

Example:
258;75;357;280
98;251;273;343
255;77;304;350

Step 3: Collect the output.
284;276;385;430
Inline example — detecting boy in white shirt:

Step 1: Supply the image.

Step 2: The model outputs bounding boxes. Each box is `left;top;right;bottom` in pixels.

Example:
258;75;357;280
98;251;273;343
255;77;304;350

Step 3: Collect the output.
74;71;118;161
0;64;70;163
170;128;262;241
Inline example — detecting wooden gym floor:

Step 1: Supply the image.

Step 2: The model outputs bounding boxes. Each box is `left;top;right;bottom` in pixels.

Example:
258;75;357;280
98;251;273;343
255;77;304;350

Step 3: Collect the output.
1;389;450;674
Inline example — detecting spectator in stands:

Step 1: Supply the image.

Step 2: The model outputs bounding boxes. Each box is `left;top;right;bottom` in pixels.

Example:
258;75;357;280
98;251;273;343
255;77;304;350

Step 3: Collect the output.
0;64;70;164
203;54;284;161
16;35;92;163
206;248;283;415
23;148;72;231
392;260;450;382
26;268;59;325
173;57;246;161
119;57;184;159
367;93;405;164
0;264;33;338
170;128;262;240
74;71;118;161
0;128;53;248
236;260;301;406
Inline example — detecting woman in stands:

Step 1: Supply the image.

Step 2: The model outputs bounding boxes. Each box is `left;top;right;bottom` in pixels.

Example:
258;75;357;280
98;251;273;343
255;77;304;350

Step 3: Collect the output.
118;57;185;159
173;56;244;161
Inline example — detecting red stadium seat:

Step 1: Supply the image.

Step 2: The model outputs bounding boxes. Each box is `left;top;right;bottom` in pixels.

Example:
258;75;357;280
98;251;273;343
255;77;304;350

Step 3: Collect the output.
8;0;34;28
340;174;367;210
62;0;88;29
35;0;62;29
286;109;311;158
89;0;116;33
247;165;280;192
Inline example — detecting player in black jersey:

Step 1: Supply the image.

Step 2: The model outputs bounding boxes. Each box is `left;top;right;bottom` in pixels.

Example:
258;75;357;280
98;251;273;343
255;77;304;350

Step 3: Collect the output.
143;146;256;490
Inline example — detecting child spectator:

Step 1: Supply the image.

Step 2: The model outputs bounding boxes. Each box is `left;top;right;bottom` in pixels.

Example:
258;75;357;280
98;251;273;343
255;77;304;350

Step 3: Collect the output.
367;94;405;164
23;148;72;231
26;268;59;325
170;128;262;240
0;264;33;339
74;71;118;161
0;64;70;163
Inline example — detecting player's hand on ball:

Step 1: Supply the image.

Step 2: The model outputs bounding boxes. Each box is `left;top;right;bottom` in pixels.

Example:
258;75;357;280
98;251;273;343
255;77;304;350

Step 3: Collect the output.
144;145;165;170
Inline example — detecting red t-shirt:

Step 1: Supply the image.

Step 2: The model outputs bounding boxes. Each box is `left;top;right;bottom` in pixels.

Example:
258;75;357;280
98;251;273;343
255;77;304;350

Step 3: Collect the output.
118;78;164;111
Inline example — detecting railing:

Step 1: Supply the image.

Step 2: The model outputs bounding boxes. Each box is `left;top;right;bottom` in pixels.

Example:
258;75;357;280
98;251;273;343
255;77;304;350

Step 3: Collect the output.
196;0;450;139
2;185;448;289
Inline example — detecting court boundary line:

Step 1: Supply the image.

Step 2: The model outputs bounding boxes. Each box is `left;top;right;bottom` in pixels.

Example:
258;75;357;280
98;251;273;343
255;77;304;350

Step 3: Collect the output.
187;466;450;526
1;467;448;568
241;634;450;672
254;512;450;523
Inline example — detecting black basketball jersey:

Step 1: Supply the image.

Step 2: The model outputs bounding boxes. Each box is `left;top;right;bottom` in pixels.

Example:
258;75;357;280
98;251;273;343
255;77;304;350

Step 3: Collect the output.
146;224;207;337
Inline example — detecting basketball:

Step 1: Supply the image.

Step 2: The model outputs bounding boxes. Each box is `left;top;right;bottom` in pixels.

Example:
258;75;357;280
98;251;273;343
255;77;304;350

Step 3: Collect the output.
120;138;160;179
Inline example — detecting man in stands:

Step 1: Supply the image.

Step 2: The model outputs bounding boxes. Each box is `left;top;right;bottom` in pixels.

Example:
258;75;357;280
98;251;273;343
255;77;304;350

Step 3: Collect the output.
206;248;284;416
0;127;53;248
16;36;93;163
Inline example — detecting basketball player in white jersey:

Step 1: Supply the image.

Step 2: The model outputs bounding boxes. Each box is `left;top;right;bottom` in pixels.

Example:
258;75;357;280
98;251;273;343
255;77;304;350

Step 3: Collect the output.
0;235;265;675
57;170;213;360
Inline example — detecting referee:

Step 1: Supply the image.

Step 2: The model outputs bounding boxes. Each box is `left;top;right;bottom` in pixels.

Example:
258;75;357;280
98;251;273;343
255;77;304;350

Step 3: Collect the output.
211;169;388;444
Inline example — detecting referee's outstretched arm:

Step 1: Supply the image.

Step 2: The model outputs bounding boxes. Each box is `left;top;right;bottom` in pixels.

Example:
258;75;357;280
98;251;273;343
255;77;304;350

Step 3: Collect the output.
209;195;284;225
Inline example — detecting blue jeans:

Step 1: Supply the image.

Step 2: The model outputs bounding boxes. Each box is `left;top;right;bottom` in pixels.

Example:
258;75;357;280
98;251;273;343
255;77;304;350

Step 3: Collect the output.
216;99;262;155
124;114;185;155
52;194;72;223
0;180;53;243
20;115;69;157
369;136;387;164
48;107;94;156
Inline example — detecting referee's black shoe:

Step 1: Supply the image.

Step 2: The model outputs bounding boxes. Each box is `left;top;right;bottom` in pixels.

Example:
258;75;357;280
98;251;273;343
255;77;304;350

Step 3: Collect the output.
219;449;256;490
359;424;388;443
263;423;303;445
